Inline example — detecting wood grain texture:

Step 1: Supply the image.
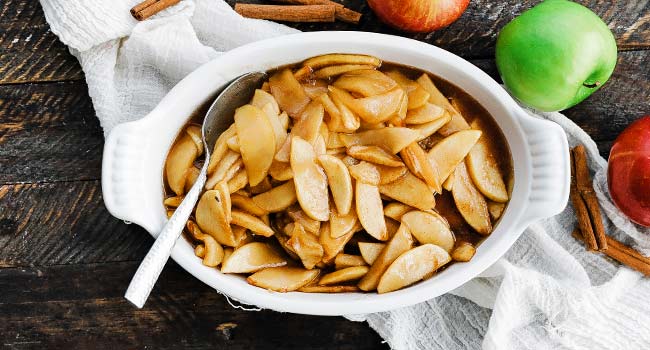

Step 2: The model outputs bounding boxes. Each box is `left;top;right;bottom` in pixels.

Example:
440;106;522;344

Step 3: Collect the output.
0;181;150;268
0;81;102;184
0;0;83;84
0;261;387;349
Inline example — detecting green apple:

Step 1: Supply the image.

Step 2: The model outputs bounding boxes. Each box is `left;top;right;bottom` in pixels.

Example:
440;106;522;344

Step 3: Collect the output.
495;0;617;112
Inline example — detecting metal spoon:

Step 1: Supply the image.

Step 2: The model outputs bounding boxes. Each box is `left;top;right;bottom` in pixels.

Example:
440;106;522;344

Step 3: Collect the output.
125;72;268;308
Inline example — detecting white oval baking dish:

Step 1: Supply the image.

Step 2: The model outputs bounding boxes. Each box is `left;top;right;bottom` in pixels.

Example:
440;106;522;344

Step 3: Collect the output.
102;31;570;316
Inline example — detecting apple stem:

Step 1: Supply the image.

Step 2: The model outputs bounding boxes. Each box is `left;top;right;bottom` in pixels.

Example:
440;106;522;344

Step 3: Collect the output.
583;81;601;89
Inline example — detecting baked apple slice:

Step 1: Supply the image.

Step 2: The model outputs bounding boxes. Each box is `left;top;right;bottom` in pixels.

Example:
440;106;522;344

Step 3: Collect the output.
248;266;320;292
377;244;451;294
339;127;420;154
451;162;492;235
290;137;329;221
356;182;388;241
234;104;276;186
428;129;482;184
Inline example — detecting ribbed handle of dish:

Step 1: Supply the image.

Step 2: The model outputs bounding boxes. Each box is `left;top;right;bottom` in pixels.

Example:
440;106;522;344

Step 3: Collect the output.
124;165;207;308
102;120;160;233
518;111;571;224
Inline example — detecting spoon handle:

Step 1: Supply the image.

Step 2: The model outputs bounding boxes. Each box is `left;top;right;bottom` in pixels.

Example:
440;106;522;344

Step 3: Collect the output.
124;165;207;308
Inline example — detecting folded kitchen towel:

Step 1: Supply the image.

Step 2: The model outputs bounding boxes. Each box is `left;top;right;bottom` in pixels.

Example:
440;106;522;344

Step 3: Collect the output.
39;1;650;349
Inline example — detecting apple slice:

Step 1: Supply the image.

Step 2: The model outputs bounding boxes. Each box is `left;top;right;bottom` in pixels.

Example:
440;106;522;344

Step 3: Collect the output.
320;222;355;263
385;70;420;91
205;150;241;189
332;86;404;124
410;113;452;141
302;54;381;70
251;181;297;213
428;129;482;184
400;142;442;193
250;89;280;116
247;266;320;292
234;104;276;186
184;125;203;156
227;169;248;193
416;74;470;136
348;161;381;185
317;154;353;215
358;242;386;265
269;68;310;118
163;195;184;208
401;210;455;252
488;201;506;220
290;137;329;221
358;224;414;291
465;121;509;202
231;210;274;237
327;131;345;149
377;244;451;294
166;132;198;195
319;266;369;285
221;242;287;273
196;189;237;247
268;160;293;181
383;202;413;221
406;86;431;110
298;285;360;293
330;208;358;238
226;135;240;153
230;193;268;216
451;242;476;262
379;172;435;211
207;125;236;174
452;162;492;235
334;254;367;269
187;220;224;267
287;207;321;234
376;165;408;185
286;223;324;269
356;182;388;241
405;103;445;124
314;64;376;79
333;69;398;97
293;100;325;144
346;145;404;167
329;90;361;133
339;127;420;154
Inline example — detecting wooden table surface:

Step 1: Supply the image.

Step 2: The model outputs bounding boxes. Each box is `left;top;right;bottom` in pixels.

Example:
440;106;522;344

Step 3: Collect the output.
1;0;648;348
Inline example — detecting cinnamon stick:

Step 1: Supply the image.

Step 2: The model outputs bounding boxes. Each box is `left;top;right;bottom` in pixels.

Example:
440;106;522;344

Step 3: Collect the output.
235;4;336;22
334;7;362;24
573;145;608;251
570;150;599;251
267;0;362;24
131;0;180;21
572;229;650;276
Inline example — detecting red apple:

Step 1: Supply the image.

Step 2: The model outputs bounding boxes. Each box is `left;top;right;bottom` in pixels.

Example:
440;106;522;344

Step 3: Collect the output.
367;0;470;32
608;116;650;227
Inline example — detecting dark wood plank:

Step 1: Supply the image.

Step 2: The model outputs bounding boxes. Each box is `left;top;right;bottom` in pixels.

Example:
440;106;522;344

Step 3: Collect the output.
0;181;150;267
0;261;387;350
1;0;649;84
0;52;646;184
0;0;83;84
0;81;102;184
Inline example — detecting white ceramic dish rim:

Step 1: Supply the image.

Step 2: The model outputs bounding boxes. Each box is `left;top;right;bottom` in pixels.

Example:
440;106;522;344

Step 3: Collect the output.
102;31;570;316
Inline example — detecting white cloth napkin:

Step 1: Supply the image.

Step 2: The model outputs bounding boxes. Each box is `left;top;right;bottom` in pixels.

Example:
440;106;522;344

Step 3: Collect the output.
40;1;650;348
